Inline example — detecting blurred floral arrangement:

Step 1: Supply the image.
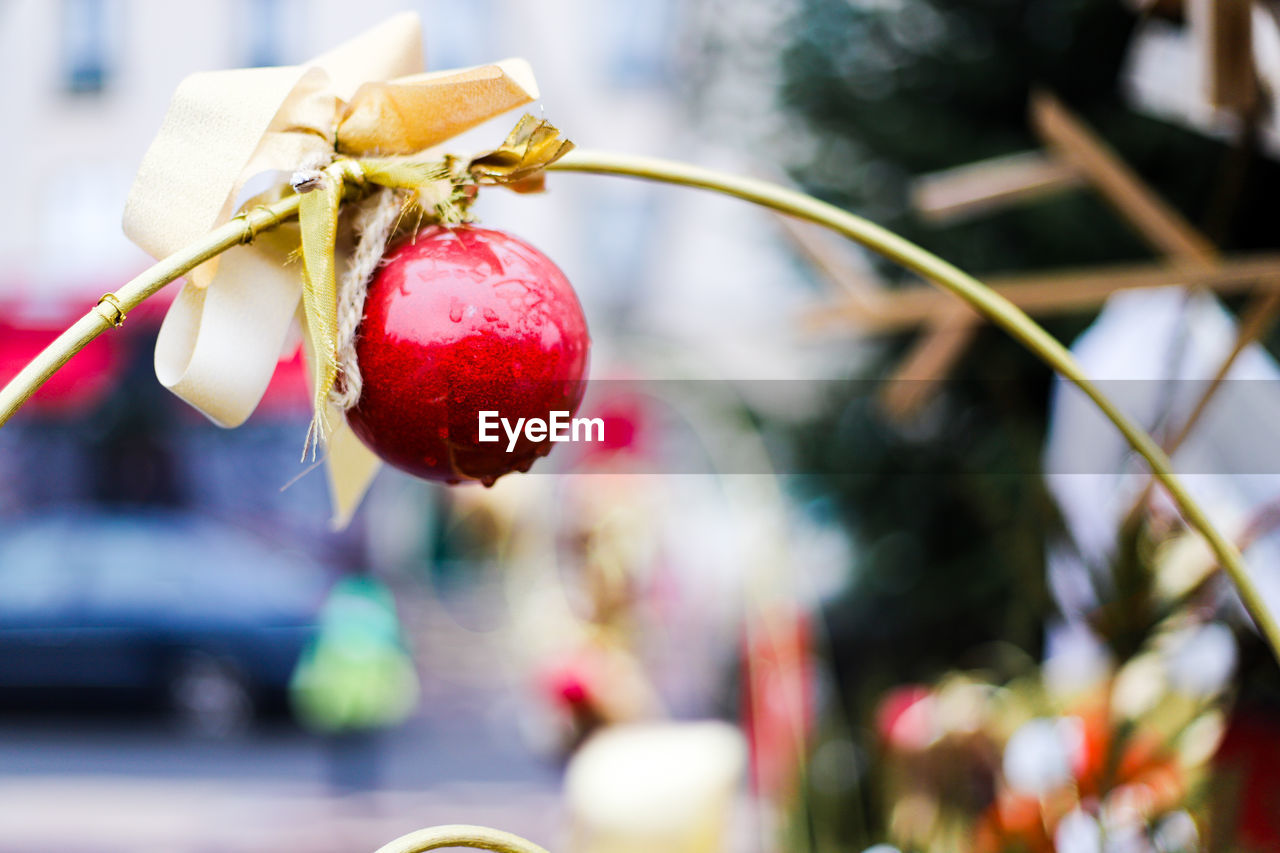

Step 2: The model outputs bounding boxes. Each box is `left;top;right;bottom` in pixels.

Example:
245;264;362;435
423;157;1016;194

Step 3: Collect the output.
873;636;1222;851
810;514;1277;853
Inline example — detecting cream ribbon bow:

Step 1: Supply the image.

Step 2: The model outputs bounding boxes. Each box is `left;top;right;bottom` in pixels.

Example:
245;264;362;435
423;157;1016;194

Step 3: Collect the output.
123;13;540;527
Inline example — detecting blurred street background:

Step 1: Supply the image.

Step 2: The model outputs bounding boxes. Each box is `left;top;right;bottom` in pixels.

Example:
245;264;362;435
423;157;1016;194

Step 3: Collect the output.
0;4;817;849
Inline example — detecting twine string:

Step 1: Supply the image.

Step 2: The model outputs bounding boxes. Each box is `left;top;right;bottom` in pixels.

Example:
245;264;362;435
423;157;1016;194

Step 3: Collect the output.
329;187;408;412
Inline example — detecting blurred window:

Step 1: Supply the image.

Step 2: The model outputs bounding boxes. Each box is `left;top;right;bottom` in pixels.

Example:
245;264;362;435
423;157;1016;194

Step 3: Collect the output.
36;162;139;288
61;0;113;95
0;529;81;616
586;191;657;318
0;515;328;623
605;0;673;87
86;522;325;616
244;0;285;67
88;537;185;613
423;0;493;69
191;533;329;614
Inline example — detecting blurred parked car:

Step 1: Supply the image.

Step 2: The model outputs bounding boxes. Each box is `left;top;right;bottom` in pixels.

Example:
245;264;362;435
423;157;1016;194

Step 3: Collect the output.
0;511;333;735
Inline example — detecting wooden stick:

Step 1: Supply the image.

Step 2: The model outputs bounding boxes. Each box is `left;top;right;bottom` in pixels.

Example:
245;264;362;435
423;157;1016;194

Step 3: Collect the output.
776;214;883;303
899;146;1087;419
894;147;1085;417
1190;0;1257;112
799;254;1280;334
1031;90;1218;266
894;89;1223;420
1164;287;1280;453
781;186;987;421
897;147;1083;418
911;150;1083;224
880;306;980;419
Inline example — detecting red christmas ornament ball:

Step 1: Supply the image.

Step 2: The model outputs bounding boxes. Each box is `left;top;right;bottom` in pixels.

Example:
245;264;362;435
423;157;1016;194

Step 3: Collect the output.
347;225;590;485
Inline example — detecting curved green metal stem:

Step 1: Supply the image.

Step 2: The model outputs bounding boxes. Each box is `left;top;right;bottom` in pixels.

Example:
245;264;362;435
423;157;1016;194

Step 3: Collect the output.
547;148;1280;661
1;147;1274;663
371;825;551;853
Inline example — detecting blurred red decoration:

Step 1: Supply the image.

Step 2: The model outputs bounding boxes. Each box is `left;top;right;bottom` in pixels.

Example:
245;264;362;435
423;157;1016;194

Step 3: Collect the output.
741;606;815;798
1214;709;1280;847
0;321;124;414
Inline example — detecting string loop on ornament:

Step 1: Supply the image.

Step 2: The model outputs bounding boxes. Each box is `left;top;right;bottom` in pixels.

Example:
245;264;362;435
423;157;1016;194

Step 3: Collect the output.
238;205;288;245
337;156;367;188
94;293;126;328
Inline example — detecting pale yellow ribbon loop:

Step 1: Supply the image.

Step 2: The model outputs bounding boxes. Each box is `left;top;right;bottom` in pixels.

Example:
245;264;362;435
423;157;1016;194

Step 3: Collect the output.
122;13;539;527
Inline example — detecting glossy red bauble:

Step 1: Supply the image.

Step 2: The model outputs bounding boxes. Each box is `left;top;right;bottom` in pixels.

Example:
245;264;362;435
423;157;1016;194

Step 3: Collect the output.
347;225;590;485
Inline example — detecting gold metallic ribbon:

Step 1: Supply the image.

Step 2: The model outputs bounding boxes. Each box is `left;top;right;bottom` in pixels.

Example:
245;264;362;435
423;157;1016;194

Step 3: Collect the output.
122;13;566;526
